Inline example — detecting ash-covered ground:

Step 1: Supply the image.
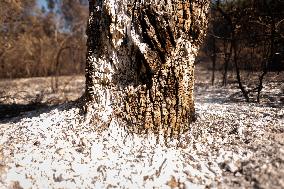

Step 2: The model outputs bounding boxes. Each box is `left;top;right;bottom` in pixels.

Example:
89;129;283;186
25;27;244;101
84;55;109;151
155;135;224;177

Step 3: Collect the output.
0;66;283;188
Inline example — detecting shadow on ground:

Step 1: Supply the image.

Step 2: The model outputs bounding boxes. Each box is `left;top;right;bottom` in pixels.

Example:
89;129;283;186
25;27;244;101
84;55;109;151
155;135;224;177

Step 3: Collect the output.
194;81;284;108
0;103;49;119
0;101;80;124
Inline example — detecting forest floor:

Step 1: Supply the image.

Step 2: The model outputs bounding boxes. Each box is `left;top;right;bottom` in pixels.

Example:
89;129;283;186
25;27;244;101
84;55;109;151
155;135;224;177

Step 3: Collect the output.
0;66;283;189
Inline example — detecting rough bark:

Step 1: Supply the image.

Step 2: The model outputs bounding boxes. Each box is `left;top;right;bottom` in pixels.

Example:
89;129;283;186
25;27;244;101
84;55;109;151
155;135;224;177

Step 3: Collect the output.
85;0;210;136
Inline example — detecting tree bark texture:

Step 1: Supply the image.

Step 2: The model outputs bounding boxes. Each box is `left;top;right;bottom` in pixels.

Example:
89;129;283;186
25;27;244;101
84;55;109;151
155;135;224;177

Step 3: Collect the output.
85;0;210;135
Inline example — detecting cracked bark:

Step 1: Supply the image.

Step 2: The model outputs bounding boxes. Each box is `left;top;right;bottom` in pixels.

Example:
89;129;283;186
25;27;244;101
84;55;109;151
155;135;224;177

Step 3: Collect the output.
84;0;210;136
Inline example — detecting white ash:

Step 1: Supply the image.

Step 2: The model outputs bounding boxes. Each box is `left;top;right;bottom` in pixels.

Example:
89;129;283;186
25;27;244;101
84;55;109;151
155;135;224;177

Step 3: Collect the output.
0;71;283;188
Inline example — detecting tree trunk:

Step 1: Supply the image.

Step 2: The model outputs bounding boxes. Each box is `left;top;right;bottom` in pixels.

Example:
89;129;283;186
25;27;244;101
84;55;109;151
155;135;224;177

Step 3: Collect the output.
85;0;209;136
211;37;216;85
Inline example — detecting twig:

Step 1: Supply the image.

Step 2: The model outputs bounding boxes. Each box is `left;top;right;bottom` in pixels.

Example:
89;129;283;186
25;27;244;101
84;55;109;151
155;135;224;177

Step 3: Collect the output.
156;158;167;177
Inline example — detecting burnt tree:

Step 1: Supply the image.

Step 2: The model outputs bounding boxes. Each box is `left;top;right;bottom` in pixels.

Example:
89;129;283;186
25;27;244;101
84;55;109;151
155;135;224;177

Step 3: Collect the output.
84;0;210;136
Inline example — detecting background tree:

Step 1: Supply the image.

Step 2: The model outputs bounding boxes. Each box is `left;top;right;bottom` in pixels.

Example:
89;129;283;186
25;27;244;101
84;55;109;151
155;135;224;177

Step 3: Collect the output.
204;0;284;102
84;0;210;137
0;0;88;79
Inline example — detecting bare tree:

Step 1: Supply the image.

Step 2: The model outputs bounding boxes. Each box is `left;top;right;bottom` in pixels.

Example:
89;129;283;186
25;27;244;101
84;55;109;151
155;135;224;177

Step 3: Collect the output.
206;0;284;103
84;0;210;136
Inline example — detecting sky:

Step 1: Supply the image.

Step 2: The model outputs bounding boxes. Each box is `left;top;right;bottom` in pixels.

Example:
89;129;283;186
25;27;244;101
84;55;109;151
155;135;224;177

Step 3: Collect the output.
37;0;47;9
